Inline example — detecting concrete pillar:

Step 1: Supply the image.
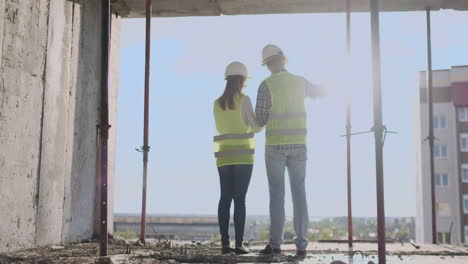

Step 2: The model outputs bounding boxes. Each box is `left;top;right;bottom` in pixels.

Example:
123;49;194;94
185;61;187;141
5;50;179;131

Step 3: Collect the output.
108;12;122;234
0;0;50;252
61;0;120;242
60;0;102;242
0;0;4;62
35;0;78;246
0;0;120;252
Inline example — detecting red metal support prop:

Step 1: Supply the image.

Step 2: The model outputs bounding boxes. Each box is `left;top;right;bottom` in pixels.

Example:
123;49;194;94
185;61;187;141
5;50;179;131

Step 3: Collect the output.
425;7;437;245
369;0;386;263
345;0;353;251
139;0;152;244
99;0;111;257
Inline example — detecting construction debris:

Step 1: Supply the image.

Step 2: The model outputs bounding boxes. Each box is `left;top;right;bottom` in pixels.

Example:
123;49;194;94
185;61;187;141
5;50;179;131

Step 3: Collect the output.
1;241;468;264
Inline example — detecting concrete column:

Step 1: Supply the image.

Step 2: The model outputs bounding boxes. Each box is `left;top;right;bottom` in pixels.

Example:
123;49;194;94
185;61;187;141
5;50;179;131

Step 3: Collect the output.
108;12;122;234
0;0;120;252
0;0;50;252
61;0;102;242
35;0;77;246
0;0;4;62
61;0;82;243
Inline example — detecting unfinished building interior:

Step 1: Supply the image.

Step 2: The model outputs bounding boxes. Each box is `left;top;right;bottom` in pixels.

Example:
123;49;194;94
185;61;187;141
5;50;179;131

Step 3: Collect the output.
1;1;468;263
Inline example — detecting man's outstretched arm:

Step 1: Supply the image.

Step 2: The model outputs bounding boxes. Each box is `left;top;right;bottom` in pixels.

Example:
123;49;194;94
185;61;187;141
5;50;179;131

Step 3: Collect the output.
304;78;327;98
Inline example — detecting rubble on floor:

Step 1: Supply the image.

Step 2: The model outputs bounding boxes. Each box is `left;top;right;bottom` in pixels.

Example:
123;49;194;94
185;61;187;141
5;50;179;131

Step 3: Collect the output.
1;239;468;264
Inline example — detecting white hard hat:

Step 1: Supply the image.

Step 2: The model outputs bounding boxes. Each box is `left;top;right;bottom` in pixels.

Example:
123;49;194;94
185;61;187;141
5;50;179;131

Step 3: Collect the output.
262;44;284;65
225;61;249;78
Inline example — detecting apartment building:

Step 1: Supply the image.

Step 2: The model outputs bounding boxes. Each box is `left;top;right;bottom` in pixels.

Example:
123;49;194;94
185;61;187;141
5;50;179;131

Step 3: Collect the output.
415;65;468;245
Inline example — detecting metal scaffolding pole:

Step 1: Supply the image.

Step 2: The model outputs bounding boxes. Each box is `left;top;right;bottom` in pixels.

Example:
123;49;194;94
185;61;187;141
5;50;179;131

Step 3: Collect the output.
139;0;152;244
370;0;386;263
425;7;437;245
345;0;353;251
99;0;111;257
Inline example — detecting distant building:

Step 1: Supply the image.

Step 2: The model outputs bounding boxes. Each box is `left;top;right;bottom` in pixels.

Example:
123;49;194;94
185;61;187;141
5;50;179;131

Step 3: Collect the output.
114;215;261;242
415;66;468;244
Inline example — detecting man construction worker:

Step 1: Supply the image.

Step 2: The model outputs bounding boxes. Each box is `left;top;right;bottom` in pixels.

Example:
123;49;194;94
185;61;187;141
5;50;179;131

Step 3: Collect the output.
256;44;326;257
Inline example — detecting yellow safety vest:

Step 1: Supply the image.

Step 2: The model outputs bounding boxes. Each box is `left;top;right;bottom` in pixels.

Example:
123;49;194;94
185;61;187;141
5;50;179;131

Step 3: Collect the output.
213;93;255;167
265;72;307;145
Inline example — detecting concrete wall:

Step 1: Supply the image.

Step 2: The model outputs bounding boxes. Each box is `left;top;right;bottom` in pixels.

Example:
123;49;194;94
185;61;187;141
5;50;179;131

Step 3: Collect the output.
0;0;121;253
0;0;50;252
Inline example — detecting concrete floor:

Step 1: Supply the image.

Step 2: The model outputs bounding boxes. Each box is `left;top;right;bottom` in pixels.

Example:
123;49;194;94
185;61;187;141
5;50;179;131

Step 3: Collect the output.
250;241;468;254
2;241;467;264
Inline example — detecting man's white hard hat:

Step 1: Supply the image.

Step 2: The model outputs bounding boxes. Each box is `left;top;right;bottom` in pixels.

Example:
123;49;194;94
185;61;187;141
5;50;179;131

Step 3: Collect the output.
225;61;249;78
262;44;284;65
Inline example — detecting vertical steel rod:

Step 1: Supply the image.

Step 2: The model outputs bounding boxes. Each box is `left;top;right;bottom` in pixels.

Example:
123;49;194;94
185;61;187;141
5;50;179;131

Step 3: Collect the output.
140;0;152;244
345;0;353;251
370;0;386;263
426;7;437;245
99;0;111;257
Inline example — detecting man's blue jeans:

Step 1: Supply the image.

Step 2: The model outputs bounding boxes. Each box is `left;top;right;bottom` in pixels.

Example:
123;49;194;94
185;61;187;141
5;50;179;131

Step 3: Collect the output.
266;146;309;250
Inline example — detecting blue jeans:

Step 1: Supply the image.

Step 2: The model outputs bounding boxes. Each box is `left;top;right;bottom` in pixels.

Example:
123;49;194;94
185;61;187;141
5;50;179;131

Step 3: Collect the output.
266;146;309;250
217;164;253;247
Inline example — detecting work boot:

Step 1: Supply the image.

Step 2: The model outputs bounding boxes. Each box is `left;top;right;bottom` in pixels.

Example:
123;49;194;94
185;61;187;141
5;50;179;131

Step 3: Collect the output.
235;246;249;255
295;249;307;258
221;246;235;254
259;244;281;255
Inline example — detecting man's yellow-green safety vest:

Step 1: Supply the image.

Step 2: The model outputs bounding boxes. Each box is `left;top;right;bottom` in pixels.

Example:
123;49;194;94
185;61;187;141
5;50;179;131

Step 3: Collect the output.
213;93;255;167
265;71;307;145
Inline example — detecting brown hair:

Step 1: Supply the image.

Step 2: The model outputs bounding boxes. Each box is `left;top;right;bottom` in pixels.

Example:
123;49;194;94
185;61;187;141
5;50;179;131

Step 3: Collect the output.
218;75;245;111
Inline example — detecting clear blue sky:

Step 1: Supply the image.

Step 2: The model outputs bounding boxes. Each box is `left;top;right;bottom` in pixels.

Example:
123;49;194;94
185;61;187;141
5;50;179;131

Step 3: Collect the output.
115;10;468;217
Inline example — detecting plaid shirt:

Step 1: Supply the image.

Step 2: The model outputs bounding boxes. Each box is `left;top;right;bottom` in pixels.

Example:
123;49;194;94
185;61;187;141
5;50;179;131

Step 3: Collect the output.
255;71;324;150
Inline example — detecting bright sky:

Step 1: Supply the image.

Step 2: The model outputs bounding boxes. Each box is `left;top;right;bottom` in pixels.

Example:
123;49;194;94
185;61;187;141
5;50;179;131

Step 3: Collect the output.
115;10;468;218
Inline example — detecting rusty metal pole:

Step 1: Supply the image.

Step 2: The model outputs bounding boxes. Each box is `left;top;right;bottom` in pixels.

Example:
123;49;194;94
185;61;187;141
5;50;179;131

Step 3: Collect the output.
425;7;437;244
139;0;152;244
99;0;111;257
370;0;386;263
345;0;353;251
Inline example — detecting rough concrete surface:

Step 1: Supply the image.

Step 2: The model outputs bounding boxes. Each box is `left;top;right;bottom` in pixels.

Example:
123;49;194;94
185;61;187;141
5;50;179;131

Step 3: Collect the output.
0;241;467;264
0;0;120;253
35;0;77;247
0;0;51;252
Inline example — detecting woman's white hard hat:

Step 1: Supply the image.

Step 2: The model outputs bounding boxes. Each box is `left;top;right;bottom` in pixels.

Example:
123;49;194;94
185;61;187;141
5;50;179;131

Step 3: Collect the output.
225;61;249;78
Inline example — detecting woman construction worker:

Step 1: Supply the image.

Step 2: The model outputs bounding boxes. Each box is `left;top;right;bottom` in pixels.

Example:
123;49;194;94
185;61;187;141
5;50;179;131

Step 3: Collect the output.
213;62;263;254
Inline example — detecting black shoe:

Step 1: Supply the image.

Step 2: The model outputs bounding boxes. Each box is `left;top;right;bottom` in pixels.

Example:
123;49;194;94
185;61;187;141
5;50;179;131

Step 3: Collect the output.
295;250;307;258
259;244;281;255
235;246;249;255
221;246;235;254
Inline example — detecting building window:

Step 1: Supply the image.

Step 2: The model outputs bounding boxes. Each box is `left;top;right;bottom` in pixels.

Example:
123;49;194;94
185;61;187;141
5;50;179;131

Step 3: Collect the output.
434;115;446;129
434;144;447;158
435;173;448;186
441;145;447;157
437;202;451;216
461;134;468;152
465;226;468;245
462;164;468;183
459;107;468;122
464;195;468;214
442;174;449;186
440;116;447;128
